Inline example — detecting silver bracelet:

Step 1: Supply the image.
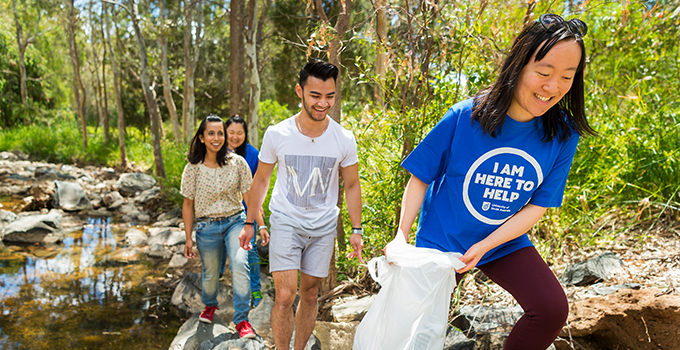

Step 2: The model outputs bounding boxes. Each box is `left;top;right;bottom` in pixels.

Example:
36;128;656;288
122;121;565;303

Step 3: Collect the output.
351;227;363;236
258;225;267;231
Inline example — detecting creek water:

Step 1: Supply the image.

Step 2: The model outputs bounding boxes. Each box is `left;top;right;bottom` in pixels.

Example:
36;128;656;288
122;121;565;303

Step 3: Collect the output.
0;215;184;349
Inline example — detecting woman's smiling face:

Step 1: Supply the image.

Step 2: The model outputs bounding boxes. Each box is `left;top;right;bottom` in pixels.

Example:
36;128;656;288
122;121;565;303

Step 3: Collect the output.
508;39;582;122
226;122;246;150
199;121;225;154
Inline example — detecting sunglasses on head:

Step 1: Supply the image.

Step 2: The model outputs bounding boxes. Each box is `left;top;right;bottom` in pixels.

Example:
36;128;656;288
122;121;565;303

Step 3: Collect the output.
206;115;223;123
538;14;588;37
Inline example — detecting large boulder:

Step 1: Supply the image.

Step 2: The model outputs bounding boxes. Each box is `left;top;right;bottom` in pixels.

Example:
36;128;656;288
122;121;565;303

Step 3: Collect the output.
169;314;268;350
313;321;359;350
0;209;64;244
124;228;148;246
147;227;186;246
0;209;17;231
103;191;125;209
115;173;156;196
53;180;92;211
558;288;680;350
171;272;234;315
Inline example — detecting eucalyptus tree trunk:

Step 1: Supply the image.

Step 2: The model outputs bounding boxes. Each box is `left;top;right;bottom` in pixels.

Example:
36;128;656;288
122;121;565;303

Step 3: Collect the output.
130;0;166;179
229;0;245;116
103;2;127;168
374;0;387;105
100;10;110;145
315;0;353;294
11;0;28;105
182;0;202;142
88;0;103;134
66;0;87;150
159;0;181;145
244;0;260;147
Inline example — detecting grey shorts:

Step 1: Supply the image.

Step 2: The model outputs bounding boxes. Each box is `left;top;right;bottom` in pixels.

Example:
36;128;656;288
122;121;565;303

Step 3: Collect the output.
269;228;336;278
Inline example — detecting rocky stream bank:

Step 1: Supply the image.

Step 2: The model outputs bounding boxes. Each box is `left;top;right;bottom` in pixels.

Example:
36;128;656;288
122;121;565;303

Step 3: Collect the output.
0;151;679;350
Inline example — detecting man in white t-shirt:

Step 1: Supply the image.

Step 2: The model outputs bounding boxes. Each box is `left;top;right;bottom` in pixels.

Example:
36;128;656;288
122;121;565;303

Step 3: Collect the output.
239;58;364;350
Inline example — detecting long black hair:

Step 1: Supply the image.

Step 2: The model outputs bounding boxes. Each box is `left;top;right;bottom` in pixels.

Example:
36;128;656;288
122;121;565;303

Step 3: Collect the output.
472;15;597;142
226;115;248;158
187;115;231;166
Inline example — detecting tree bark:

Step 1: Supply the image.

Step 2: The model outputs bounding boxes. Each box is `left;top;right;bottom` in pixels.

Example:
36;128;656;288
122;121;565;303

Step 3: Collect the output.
66;0;87;150
160;0;181;145
374;0;387;105
11;0;28;105
229;0;245;116
100;7;110;146
315;0;353;295
88;0;103;135
103;2;127;169
130;0;166;179
245;0;260;147
182;0;202;142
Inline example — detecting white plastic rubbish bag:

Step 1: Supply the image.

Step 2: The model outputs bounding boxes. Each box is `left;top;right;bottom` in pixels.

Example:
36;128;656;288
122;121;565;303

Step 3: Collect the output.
353;239;465;350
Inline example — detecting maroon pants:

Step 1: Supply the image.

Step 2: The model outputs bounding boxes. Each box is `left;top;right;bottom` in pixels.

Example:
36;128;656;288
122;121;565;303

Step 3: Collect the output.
456;247;569;350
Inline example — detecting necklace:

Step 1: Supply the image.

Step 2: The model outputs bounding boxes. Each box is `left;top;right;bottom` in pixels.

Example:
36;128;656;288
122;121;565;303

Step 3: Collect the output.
296;115;329;143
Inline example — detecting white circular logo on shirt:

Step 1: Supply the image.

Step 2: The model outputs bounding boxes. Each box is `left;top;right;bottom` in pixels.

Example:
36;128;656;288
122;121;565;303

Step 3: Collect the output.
462;147;543;225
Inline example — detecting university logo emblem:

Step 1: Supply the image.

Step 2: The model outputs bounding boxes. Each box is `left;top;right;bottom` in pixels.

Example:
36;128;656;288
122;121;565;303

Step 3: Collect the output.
482;202;491;211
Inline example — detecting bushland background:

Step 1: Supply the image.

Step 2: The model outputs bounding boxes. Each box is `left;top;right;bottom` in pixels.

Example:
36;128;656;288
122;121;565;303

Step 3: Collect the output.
1;0;679;291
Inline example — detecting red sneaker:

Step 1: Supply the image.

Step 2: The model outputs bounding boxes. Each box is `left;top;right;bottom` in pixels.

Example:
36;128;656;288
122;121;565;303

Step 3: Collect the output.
199;306;219;323
236;320;256;339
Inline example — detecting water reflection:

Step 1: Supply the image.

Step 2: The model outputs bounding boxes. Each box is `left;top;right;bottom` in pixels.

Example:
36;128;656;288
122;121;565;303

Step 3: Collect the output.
0;217;182;349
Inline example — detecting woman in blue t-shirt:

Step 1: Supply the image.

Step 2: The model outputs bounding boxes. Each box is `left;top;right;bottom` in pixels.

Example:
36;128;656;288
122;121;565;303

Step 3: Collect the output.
396;14;597;349
218;115;270;307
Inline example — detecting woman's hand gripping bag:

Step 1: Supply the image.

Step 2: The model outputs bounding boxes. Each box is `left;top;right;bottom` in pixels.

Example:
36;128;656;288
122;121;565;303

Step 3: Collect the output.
353;239;465;350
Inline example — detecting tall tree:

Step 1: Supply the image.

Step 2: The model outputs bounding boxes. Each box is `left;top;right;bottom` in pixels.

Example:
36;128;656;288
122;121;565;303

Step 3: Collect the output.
244;0;260;147
65;0;88;150
159;0;181;145
182;0;202;142
88;0;103;135
100;2;110;145
10;0;35;105
103;1;128;168
314;0;353;294
129;0;166;179
229;0;245;116
374;0;387;105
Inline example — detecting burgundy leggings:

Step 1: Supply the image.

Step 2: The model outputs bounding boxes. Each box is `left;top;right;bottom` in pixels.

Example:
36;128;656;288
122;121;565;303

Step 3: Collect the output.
456;247;569;350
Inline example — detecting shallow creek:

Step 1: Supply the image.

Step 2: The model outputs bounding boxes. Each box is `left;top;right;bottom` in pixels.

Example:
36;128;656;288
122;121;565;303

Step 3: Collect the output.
0;211;183;349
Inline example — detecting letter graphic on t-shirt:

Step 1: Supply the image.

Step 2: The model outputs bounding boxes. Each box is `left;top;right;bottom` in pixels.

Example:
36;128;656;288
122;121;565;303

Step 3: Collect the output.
285;155;337;208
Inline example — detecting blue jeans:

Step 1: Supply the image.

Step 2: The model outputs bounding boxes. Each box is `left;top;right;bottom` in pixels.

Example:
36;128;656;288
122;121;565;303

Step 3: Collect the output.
220;229;262;293
195;212;250;324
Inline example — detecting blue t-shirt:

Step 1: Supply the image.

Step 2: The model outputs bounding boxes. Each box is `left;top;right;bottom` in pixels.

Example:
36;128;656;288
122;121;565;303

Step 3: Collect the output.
243;143;260;176
401;98;580;265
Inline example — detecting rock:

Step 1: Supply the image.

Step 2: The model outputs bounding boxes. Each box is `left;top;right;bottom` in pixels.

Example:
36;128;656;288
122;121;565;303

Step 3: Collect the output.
0;209;17;231
105;247;144;264
34;167;74;181
87;207;114;217
444;325;476;350
134;187;161;205
169;314;268;350
0;151;18;161
331;295;375;322
0;184;31;198
115;173;156;196
560;288;680;350
249;293;275;343
53;180;92;211
171;272;234;315
452;305;524;334
289;330;321;350
313;321;359;350
0;209;64;244
146;243;173;259
147;227;186;246
124;228;148;246
169;251;189;268
591;282;641;296
157;208;182;222
88;192;103;208
560;251;624;286
103;191;125;209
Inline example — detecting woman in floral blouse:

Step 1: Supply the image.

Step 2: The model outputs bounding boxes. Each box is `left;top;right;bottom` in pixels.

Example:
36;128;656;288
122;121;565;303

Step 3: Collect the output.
180;114;258;338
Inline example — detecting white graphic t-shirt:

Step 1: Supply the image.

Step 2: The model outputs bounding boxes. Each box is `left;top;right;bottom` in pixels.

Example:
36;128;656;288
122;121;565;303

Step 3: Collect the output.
402;98;580;265
259;115;358;236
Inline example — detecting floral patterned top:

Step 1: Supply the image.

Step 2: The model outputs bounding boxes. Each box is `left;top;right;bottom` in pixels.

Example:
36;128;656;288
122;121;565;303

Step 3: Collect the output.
180;154;252;219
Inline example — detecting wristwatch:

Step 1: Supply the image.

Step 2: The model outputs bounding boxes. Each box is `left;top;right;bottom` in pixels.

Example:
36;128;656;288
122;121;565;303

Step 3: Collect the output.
351;227;363;236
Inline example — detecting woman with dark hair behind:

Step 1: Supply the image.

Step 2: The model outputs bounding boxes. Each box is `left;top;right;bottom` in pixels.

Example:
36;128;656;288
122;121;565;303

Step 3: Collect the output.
180;115;261;338
392;14;596;349
217;115;270;308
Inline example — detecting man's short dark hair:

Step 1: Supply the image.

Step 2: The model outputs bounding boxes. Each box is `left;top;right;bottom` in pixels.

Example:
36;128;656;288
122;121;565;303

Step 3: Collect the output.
299;58;339;88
